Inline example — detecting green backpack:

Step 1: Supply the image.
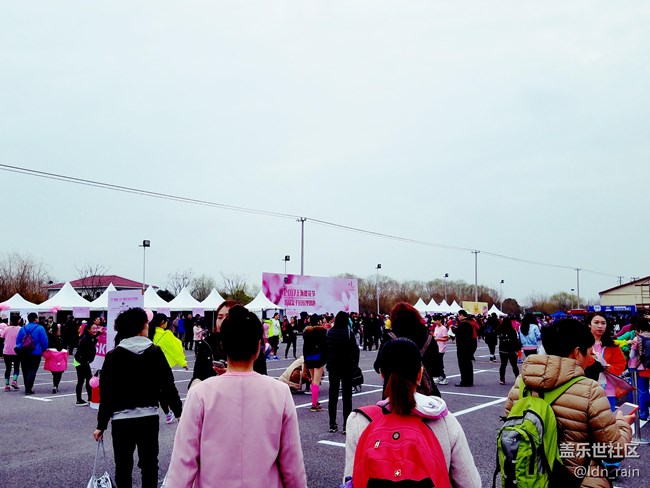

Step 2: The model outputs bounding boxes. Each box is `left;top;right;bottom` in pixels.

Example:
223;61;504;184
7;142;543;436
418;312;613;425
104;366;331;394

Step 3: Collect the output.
493;376;584;488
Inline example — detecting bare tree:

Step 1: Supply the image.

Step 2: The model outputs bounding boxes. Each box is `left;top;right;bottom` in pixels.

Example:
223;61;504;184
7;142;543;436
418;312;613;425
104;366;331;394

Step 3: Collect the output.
219;273;253;304
75;264;110;300
167;270;193;295
191;274;217;301
0;252;53;303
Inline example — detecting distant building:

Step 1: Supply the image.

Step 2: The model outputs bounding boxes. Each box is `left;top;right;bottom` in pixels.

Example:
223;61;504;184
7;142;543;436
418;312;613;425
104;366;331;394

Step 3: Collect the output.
44;275;155;300
598;276;650;311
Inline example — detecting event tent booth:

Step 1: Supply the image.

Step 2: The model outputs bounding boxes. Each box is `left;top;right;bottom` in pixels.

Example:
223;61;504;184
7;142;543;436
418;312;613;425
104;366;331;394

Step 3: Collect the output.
200;288;226;309
487;304;506;316
168;287;204;313
245;290;285;316
0;293;40;313
143;286;171;311
38;282;92;311
89;283;117;310
413;298;428;315
448;300;463;314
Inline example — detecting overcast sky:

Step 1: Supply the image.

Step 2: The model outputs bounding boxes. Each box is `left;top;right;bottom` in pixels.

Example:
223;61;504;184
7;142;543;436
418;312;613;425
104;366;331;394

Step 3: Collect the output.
2;1;648;304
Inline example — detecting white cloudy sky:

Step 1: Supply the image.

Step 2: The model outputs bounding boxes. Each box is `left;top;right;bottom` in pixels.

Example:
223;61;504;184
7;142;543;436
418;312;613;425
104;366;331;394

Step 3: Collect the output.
1;1;648;304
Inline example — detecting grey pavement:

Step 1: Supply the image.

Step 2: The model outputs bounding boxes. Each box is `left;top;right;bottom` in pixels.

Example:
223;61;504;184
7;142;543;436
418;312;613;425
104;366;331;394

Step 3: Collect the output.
0;340;647;487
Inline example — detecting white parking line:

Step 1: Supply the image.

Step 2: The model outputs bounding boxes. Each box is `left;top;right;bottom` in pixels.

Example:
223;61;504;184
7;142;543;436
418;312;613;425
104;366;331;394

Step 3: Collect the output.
296;389;383;409
452;397;507;416
318;440;346;447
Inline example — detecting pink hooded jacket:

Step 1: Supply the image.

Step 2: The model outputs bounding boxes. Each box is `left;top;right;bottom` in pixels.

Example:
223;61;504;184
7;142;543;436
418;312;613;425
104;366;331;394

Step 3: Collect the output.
166;371;307;488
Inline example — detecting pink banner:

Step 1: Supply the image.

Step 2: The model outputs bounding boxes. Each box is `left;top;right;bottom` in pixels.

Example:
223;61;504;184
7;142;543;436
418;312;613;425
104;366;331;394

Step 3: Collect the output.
262;273;359;318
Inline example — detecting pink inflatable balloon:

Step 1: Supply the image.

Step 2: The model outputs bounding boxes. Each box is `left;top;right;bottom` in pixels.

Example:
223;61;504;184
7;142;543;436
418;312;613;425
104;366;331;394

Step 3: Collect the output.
89;376;100;388
145;308;154;322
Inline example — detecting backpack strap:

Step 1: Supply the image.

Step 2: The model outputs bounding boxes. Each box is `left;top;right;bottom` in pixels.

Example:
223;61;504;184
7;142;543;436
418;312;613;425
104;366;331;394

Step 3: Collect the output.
520;375;585;404
387;331;397;341
421;334;433;356
354;405;388;423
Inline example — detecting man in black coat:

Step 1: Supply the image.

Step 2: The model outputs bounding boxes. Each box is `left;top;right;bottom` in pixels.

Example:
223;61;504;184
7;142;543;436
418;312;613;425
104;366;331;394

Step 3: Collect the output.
455;309;475;387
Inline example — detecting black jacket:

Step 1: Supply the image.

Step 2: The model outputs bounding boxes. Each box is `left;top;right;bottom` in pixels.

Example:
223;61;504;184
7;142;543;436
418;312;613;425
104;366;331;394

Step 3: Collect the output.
74;332;98;365
326;326;359;375
97;341;182;430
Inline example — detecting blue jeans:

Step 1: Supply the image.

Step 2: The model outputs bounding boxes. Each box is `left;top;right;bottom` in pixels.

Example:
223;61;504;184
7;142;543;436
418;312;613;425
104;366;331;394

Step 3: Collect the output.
638;375;649;419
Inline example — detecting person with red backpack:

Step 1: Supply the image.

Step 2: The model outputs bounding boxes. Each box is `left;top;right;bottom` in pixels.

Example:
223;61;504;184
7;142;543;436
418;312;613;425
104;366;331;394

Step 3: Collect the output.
344;337;480;488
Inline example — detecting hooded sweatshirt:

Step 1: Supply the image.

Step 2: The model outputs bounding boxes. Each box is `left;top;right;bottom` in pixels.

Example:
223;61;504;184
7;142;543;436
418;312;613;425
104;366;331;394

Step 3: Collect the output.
96;336;182;431
344;393;481;487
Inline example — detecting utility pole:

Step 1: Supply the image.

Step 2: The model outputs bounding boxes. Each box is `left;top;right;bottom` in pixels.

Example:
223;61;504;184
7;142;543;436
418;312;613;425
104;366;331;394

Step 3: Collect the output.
473;250;480;302
375;264;382;314
618;276;624;286
139;240;150;294
576;268;581;309
297;217;306;275
444;273;449;302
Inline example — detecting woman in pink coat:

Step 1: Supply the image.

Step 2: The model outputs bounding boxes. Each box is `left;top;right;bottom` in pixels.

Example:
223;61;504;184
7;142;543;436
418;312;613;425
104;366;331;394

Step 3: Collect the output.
166;305;307;488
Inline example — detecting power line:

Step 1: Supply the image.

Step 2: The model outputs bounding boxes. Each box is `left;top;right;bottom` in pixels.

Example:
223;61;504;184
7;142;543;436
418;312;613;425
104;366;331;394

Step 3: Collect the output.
0;163;624;279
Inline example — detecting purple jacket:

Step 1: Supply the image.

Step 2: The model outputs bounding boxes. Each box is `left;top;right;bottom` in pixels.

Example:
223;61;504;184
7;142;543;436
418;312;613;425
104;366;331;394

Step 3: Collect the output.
167;371;307;488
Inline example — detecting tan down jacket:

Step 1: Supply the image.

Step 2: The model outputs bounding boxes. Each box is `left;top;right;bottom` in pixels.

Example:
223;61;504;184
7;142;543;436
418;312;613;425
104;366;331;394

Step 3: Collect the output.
505;355;632;488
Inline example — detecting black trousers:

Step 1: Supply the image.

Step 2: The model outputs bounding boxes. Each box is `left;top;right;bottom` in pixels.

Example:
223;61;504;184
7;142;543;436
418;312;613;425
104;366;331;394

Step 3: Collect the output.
328;370;353;429
523;348;537;357
51;371;63;388
268;336;280;355
20;354;41;392
456;348;473;386
499;352;520;382
285;336;297;358
76;363;92;401
4;354;20;381
112;415;159;488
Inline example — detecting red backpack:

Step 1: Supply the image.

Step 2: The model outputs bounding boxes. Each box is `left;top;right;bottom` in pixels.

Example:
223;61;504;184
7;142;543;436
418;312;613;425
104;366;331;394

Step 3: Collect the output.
352;405;451;488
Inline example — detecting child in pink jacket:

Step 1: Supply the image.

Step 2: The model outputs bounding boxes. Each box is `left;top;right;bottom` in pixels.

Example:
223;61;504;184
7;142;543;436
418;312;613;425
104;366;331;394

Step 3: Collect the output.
42;348;69;394
167;305;307;488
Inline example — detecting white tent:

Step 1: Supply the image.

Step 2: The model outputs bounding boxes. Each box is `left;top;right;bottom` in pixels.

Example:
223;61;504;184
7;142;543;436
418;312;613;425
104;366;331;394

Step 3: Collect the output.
438;299;452;314
412;298;428;315
426;299;441;314
89;283;117;310
0;293;40;312
38;282;92;310
449;300;463;314
200;288;226;309
168;287;203;311
144;286;171;310
488;304;506;317
245;290;284;312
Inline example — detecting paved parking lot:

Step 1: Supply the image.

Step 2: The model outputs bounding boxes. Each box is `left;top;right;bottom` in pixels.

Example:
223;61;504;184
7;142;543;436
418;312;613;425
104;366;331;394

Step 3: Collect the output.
0;340;647;487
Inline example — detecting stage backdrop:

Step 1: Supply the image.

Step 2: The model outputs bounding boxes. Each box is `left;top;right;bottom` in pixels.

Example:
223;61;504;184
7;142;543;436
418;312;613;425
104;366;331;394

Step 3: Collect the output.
262;273;359;317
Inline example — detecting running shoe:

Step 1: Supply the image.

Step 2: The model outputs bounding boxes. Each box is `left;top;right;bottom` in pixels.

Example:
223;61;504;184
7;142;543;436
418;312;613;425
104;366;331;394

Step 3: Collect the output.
76;399;88;406
4;385;10;392
52;387;58;394
11;381;18;390
438;377;448;385
329;425;338;433
309;405;322;412
165;412;175;424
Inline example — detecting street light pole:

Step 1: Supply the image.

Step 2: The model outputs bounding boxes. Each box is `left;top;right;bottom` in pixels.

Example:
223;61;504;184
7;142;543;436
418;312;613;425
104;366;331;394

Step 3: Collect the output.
376;264;382;314
283;255;290;274
472;250;480;302
444;273;449;302
571;288;575;309
297;218;306;275
139;240;150;294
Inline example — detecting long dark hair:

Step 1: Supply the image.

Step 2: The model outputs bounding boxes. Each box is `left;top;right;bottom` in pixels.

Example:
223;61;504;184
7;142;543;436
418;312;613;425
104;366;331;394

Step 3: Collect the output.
498;317;515;335
380;338;422;416
586;313;615;347
521;313;537;336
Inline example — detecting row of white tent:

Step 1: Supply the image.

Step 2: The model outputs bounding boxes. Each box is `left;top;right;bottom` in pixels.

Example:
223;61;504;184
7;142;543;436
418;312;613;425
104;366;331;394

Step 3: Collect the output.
412;298;506;317
0;282;285;314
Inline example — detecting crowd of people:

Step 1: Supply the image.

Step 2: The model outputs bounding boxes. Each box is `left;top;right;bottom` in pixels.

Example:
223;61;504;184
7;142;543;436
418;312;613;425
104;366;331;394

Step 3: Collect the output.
1;303;648;487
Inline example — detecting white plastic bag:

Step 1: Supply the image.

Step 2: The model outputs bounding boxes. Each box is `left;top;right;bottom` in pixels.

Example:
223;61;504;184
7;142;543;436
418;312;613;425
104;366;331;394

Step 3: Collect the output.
87;440;114;488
